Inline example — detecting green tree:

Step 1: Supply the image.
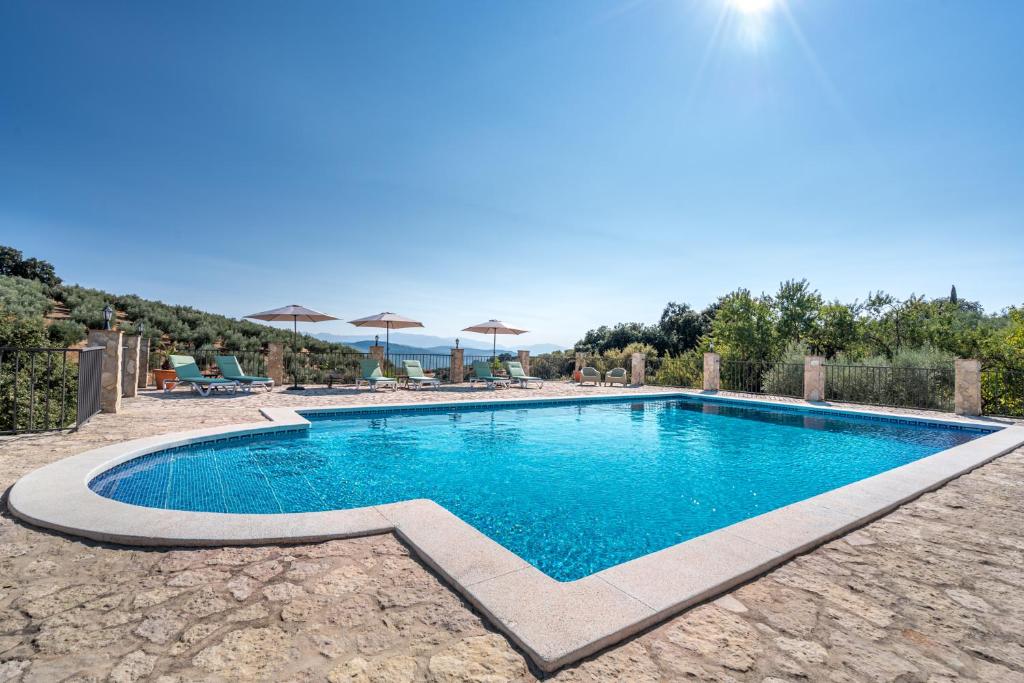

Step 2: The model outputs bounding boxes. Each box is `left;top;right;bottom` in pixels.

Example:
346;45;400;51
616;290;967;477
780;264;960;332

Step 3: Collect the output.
773;279;822;345
806;302;856;358
658;302;709;354
709;289;779;361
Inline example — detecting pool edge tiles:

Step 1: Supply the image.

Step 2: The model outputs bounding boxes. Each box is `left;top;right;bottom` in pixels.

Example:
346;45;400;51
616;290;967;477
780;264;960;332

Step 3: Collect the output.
9;392;1024;672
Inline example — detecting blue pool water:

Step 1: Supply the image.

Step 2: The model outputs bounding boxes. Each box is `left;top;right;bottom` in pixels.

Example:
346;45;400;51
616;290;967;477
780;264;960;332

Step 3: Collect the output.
90;397;983;581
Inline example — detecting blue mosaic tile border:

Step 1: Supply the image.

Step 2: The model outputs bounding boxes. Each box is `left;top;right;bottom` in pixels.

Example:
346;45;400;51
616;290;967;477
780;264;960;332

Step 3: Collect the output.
300;393;998;434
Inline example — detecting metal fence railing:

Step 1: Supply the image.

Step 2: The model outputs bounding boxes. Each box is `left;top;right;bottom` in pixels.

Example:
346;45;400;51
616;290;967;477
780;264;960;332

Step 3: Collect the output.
720;360;803;397
286;350;370;385
981;367;1024;417
76;346;103;428
645;355;703;389
0;346;102;434
825;364;954;412
385;353;451;382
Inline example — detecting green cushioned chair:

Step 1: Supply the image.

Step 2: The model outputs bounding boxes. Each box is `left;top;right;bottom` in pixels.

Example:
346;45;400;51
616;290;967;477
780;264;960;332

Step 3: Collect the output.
579;366;601;386
167;355;240;396
469;361;511;389
215;355;274;392
356;359;398;391
506;361;543;388
402;360;441;390
605;367;628;387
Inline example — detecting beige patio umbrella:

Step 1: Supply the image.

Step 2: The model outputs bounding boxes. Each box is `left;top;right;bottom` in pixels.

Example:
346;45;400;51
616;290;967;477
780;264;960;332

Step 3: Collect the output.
246;304;339;390
347;312;424;359
461;319;528;360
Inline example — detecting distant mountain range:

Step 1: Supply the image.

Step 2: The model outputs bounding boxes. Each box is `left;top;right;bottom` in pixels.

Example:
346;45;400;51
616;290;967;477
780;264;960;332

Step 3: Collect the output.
314;332;566;356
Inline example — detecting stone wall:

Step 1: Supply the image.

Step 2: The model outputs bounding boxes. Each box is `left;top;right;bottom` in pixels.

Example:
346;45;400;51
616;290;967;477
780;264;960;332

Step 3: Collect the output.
266;343;285;386
87;329;123;413
955;359;982;416
517;350;530;375
703;352;720;391
121;335;141;398
803;355;825;402
631;353;645;386
450;348;464;383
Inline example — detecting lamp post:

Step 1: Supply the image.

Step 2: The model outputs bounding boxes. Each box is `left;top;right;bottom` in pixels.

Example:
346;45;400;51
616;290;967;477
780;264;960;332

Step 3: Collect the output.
103;304;113;330
455;338;460;349
137;320;145;337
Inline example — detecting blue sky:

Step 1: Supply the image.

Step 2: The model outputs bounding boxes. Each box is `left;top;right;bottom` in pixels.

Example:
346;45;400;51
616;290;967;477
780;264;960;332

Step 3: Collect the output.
2;0;1022;346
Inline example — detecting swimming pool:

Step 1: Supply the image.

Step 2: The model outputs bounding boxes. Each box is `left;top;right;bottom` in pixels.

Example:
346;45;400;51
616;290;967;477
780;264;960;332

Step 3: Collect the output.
88;396;984;581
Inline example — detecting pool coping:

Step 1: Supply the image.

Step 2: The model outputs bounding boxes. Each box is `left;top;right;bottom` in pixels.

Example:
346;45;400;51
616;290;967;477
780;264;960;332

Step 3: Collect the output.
8;391;1024;672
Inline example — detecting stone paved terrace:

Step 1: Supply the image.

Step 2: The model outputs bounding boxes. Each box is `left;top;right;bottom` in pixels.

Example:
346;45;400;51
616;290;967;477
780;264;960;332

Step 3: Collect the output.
1;383;1022;682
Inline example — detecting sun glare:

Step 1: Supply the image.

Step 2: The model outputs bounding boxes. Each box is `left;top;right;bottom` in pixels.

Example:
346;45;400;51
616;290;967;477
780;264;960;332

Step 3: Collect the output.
730;0;775;14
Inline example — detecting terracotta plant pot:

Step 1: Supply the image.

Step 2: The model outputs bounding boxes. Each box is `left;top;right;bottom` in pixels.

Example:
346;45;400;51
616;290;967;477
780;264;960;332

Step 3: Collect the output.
153;369;177;390
573;370;582;383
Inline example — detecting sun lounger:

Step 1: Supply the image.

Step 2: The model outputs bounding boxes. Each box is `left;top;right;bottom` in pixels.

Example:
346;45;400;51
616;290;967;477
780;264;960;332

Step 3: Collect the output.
356;359;398;391
215;355;274;392
506;361;543;388
403;359;441;390
469;361;511;389
167;355;240;396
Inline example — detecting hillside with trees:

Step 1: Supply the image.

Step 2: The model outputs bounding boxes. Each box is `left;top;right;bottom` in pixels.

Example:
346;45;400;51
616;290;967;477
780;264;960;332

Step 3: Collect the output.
0;245;353;355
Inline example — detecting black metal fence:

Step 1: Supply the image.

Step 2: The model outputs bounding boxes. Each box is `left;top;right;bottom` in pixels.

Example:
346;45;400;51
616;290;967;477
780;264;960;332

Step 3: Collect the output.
285;350;370;385
76;346;103;428
0;346;104;434
824;364;954;412
981;367;1024;417
720;360;804;397
645;355;703;388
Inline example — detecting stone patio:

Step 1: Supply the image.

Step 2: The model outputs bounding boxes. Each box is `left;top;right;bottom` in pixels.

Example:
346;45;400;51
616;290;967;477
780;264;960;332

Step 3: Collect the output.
1;383;1022;682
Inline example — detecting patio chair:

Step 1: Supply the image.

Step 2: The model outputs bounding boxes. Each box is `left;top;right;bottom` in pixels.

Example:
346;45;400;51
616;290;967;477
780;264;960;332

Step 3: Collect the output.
215;355;274;392
605;367;628;387
402;360;441;390
356;359;398;391
167;355;240;396
469;361;511;389
579;366;601;386
506;361;543;388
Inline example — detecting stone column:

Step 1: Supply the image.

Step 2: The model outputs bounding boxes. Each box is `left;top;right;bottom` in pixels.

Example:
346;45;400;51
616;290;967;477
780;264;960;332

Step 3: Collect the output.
450;347;465;383
955;359;982;416
369;345;385;371
631;353;645;386
266;343;285;386
803;355;826;402
517;350;530;375
122;335;141;398
87;329;123;413
138;338;150;389
574;352;585;373
703;352;721;391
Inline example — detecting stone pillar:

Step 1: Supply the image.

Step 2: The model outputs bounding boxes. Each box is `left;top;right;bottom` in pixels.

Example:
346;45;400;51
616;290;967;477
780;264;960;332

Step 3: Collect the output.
450;347;465;383
703;352;721;391
368;344;385;370
87;329;123;413
138;338;150;389
631;353;645;386
266;343;285;386
955;359;982;416
803;355;826;402
122;335;141;398
517;350;530;375
574;352;585;373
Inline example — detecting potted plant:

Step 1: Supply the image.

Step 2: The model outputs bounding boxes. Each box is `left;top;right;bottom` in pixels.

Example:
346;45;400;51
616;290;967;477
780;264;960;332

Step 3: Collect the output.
152;345;178;390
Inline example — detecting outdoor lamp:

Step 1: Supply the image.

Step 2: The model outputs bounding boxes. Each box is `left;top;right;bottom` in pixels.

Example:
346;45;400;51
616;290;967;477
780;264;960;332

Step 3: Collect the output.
709;341;715;352
455;338;460;349
375;334;379;346
103;304;113;330
137;320;145;336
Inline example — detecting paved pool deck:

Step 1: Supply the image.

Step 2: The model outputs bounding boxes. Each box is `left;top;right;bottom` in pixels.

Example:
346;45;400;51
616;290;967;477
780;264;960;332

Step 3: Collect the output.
1;383;1022;681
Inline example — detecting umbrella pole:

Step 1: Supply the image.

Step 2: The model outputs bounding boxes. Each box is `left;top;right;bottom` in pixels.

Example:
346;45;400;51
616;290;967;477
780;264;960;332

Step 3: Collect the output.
386;325;390;365
493;331;496;362
289;315;303;391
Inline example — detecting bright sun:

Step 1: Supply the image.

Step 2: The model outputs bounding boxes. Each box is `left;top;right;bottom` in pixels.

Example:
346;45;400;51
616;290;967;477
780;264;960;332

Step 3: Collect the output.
730;0;776;14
